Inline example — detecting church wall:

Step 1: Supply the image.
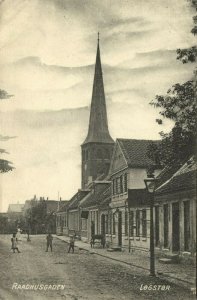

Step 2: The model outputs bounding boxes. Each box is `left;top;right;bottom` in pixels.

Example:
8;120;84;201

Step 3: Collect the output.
81;143;114;189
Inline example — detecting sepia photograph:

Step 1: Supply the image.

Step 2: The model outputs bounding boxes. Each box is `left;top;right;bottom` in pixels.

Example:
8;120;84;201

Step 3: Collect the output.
0;0;196;299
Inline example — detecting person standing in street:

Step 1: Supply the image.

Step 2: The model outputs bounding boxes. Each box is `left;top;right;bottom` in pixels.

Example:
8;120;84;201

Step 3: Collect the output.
68;235;75;253
46;233;53;252
11;233;21;253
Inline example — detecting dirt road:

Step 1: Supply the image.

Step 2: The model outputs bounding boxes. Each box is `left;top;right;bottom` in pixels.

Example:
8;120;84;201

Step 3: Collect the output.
0;235;194;300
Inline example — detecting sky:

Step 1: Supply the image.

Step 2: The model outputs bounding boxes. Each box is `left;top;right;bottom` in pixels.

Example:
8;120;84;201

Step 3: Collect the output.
0;0;196;211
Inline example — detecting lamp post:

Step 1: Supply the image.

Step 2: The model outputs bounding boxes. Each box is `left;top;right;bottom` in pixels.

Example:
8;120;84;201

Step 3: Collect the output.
144;173;157;277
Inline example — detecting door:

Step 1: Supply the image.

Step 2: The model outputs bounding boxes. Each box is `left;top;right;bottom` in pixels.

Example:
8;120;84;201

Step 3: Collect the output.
118;211;122;246
184;201;190;251
163;204;169;248
172;202;180;252
155;206;160;247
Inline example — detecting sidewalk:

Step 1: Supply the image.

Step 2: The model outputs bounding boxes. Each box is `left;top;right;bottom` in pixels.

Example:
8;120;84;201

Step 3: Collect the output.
56;235;196;291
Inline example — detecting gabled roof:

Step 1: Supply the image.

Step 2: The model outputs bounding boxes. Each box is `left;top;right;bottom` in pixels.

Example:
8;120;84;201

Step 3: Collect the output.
156;157;196;195
117;138;160;168
68;190;90;210
7;203;24;213
45;200;67;214
80;183;110;209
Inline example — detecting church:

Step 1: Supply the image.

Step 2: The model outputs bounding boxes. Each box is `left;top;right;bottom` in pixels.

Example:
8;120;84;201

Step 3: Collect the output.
56;35;196;261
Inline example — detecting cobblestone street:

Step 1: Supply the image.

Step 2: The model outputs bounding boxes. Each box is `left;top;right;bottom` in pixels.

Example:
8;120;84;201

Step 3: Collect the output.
0;235;195;300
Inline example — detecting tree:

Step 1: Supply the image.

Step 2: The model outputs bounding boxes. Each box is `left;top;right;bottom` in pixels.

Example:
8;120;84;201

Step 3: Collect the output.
0;89;14;172
147;1;197;167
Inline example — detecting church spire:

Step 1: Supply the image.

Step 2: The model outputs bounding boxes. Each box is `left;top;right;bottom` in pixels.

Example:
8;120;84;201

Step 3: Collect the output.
83;34;114;144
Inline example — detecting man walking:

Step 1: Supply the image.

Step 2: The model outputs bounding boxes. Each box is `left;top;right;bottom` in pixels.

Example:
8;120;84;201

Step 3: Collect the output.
46;233;53;252
68;235;75;253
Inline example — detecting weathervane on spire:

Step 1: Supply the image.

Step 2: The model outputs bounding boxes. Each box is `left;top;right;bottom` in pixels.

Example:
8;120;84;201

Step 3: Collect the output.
98;32;100;44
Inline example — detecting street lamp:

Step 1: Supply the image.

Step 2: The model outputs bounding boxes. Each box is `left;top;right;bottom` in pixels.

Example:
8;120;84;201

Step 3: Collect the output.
144;172;157;277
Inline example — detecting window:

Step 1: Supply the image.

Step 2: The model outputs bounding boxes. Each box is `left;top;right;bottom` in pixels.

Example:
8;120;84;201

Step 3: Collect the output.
112;179;115;195
129;210;134;237
125;211;128;236
108;213;112;234
120;175;123;193
113;213;116;234
124;173;127;192
142;210;147;238
115;178;118;194
105;214;108;234
136;210;140;237
117;177;120;194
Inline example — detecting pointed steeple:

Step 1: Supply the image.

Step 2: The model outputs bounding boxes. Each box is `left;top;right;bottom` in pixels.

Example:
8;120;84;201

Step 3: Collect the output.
83;33;114;144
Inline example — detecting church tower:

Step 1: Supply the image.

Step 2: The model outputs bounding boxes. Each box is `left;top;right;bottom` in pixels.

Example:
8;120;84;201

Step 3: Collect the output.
81;34;114;189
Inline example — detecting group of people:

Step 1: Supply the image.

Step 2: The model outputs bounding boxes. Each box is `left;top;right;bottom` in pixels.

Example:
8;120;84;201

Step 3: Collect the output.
46;233;75;253
11;232;75;254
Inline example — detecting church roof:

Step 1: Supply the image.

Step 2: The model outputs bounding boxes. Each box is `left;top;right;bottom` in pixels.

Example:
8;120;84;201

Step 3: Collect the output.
117;138;160;168
83;36;114;145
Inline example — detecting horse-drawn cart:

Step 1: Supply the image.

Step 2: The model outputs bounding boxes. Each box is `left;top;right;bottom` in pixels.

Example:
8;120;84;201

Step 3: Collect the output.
90;234;105;248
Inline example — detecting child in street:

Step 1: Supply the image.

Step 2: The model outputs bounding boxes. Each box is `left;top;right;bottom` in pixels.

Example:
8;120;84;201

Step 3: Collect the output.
46;233;53;252
68;235;75;253
11;233;21;253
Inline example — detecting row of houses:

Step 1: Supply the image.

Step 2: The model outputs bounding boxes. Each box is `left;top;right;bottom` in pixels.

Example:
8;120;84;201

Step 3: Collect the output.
55;36;196;261
1;196;66;234
56;137;196;260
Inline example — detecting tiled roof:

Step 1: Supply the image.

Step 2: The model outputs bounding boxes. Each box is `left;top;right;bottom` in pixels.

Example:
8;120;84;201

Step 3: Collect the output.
156;157;196;195
80;183;110;209
98;186;111;209
68;190;90;210
57;200;70;212
117;139;160;168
